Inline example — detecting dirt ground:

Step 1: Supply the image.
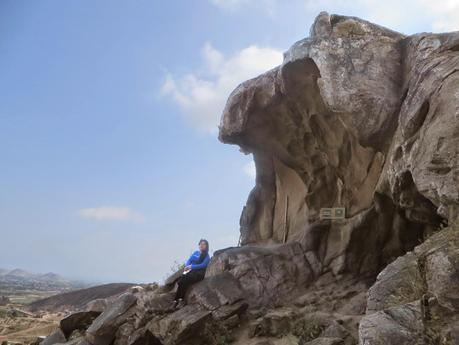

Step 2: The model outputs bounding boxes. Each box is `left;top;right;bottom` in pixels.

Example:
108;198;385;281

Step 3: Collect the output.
0;306;61;345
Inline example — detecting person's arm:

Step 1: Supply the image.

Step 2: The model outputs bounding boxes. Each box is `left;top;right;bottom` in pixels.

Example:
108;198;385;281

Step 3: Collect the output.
191;254;210;270
185;251;196;266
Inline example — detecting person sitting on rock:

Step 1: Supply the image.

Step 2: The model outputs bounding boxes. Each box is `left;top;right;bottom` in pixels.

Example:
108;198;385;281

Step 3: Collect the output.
172;238;210;309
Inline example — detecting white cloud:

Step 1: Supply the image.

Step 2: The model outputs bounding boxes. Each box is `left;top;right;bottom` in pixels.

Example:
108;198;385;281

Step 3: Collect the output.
77;206;145;223
419;0;459;32
210;0;459;33
348;0;459;33
160;42;283;133
243;160;256;180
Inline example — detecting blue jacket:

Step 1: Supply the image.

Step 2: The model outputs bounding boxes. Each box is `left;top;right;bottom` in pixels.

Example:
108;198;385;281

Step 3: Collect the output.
185;250;210;270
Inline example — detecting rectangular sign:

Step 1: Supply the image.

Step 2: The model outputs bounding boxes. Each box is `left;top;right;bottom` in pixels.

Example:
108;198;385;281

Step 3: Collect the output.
320;207;346;220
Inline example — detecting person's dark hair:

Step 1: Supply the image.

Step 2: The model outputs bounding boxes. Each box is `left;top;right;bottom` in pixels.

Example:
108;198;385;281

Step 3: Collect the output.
197;239;209;264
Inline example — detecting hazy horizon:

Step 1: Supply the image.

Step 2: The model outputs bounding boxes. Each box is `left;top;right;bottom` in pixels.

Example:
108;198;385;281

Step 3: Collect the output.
0;266;133;285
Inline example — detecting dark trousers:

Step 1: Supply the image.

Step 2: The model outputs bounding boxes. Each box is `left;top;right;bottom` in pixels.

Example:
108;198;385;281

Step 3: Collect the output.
174;269;205;300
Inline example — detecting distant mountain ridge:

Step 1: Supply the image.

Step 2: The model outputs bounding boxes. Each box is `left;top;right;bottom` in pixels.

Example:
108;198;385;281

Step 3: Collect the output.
0;268;90;292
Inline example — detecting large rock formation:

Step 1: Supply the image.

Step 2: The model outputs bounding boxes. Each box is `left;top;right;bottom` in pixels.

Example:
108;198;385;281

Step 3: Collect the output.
219;12;457;279
39;12;458;345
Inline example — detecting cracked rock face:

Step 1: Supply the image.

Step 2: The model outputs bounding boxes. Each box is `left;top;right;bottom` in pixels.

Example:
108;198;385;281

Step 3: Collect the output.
359;223;459;344
219;11;457;280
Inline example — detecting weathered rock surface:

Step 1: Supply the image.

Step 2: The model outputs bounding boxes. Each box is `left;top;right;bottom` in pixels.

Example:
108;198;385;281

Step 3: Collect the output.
220;12;456;277
60;311;101;338
359;222;459;345
206;242;315;307
85;293;137;345
40;11;458;345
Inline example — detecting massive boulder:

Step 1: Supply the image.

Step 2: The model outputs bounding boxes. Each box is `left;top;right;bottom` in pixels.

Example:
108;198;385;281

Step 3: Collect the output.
85;293;138;345
39;11;458;345
219;11;457;280
206;242;315;308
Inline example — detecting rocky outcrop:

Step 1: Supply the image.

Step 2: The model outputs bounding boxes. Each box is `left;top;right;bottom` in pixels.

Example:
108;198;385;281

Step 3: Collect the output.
60;311;102;338
206;242;315;308
359;221;459;344
85;293;137;345
39;11;458;345
219;12;457;281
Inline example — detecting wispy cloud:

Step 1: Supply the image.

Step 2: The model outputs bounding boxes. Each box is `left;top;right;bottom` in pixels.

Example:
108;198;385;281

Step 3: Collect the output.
77;206;145;223
243;160;256;180
160;42;283;133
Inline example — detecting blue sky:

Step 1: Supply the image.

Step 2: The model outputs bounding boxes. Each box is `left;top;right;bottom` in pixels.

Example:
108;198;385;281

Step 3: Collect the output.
1;0;457;284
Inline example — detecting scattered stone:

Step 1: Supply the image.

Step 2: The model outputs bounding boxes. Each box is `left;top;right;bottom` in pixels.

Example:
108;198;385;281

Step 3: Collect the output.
85;293;137;345
60;311;101;338
84;299;107;313
40;329;66;345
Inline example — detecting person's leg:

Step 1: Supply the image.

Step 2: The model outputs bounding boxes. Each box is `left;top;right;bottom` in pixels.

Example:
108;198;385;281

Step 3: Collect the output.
179;270;205;303
174;275;189;301
188;270;205;283
173;274;195;308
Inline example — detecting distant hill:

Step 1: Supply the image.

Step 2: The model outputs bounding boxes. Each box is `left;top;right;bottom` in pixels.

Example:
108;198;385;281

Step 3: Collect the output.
0;268;89;292
5;269;34;278
27;283;135;312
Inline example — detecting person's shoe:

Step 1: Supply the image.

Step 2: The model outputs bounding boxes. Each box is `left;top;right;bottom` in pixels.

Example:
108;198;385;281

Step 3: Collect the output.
176;298;186;309
171;299;179;309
